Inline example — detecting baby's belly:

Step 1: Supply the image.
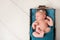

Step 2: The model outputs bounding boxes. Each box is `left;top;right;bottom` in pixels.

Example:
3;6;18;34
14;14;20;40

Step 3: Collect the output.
37;24;48;31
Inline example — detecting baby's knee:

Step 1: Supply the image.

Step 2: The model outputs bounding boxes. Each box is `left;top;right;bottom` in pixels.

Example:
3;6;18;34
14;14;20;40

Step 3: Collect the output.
45;28;51;33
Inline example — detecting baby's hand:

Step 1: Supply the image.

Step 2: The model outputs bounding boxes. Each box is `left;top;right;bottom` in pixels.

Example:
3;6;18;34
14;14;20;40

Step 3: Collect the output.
47;16;51;20
32;21;37;29
47;16;53;26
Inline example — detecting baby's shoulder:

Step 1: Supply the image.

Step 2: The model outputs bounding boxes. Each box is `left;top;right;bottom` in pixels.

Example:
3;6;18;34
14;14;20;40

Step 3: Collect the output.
45;19;49;23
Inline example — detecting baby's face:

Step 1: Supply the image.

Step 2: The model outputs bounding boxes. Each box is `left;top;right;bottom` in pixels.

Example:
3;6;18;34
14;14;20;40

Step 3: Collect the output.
36;10;46;21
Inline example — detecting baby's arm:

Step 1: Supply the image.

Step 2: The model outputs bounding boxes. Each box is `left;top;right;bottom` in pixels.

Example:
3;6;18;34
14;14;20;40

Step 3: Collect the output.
46;16;53;26
32;21;38;29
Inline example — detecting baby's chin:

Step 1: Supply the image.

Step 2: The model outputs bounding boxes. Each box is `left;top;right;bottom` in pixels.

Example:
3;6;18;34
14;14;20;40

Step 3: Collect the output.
36;19;43;21
36;18;46;20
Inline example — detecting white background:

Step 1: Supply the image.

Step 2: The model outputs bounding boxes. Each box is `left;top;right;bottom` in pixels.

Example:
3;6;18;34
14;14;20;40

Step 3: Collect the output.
0;0;60;40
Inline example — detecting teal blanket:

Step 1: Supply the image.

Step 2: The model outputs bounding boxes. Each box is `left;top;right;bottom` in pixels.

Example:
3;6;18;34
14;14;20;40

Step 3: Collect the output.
30;9;55;40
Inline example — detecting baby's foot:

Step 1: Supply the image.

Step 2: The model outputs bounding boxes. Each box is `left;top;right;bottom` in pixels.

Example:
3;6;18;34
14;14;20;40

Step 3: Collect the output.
39;31;44;38
32;31;44;38
45;28;51;33
32;32;39;37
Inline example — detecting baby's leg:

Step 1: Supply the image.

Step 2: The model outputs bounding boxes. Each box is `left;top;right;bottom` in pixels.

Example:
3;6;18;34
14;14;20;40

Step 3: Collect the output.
36;26;41;33
32;31;44;38
45;27;51;33
32;26;45;38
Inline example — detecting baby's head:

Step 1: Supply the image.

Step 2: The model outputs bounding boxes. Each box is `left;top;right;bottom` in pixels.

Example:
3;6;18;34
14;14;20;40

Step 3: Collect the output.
36;9;46;21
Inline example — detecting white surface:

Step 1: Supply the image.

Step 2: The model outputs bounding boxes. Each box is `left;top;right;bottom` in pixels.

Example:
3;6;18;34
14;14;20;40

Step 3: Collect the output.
0;0;60;40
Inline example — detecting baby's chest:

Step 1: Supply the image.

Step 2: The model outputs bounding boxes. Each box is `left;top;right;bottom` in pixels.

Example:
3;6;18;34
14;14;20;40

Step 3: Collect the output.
38;21;47;26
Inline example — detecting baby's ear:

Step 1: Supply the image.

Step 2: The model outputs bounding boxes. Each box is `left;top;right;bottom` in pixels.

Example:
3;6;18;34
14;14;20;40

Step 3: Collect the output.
47;16;49;18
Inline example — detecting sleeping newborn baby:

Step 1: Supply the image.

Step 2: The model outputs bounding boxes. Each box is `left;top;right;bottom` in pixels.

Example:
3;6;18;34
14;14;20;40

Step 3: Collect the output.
32;9;53;38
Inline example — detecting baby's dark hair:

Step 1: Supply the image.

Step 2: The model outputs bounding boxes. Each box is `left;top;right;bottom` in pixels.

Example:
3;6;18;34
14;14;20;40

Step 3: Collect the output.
36;5;46;12
36;9;46;12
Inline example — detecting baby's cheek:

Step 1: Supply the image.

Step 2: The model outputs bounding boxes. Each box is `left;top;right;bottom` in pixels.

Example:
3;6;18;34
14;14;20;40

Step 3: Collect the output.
43;15;46;17
36;17;39;19
42;15;45;18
